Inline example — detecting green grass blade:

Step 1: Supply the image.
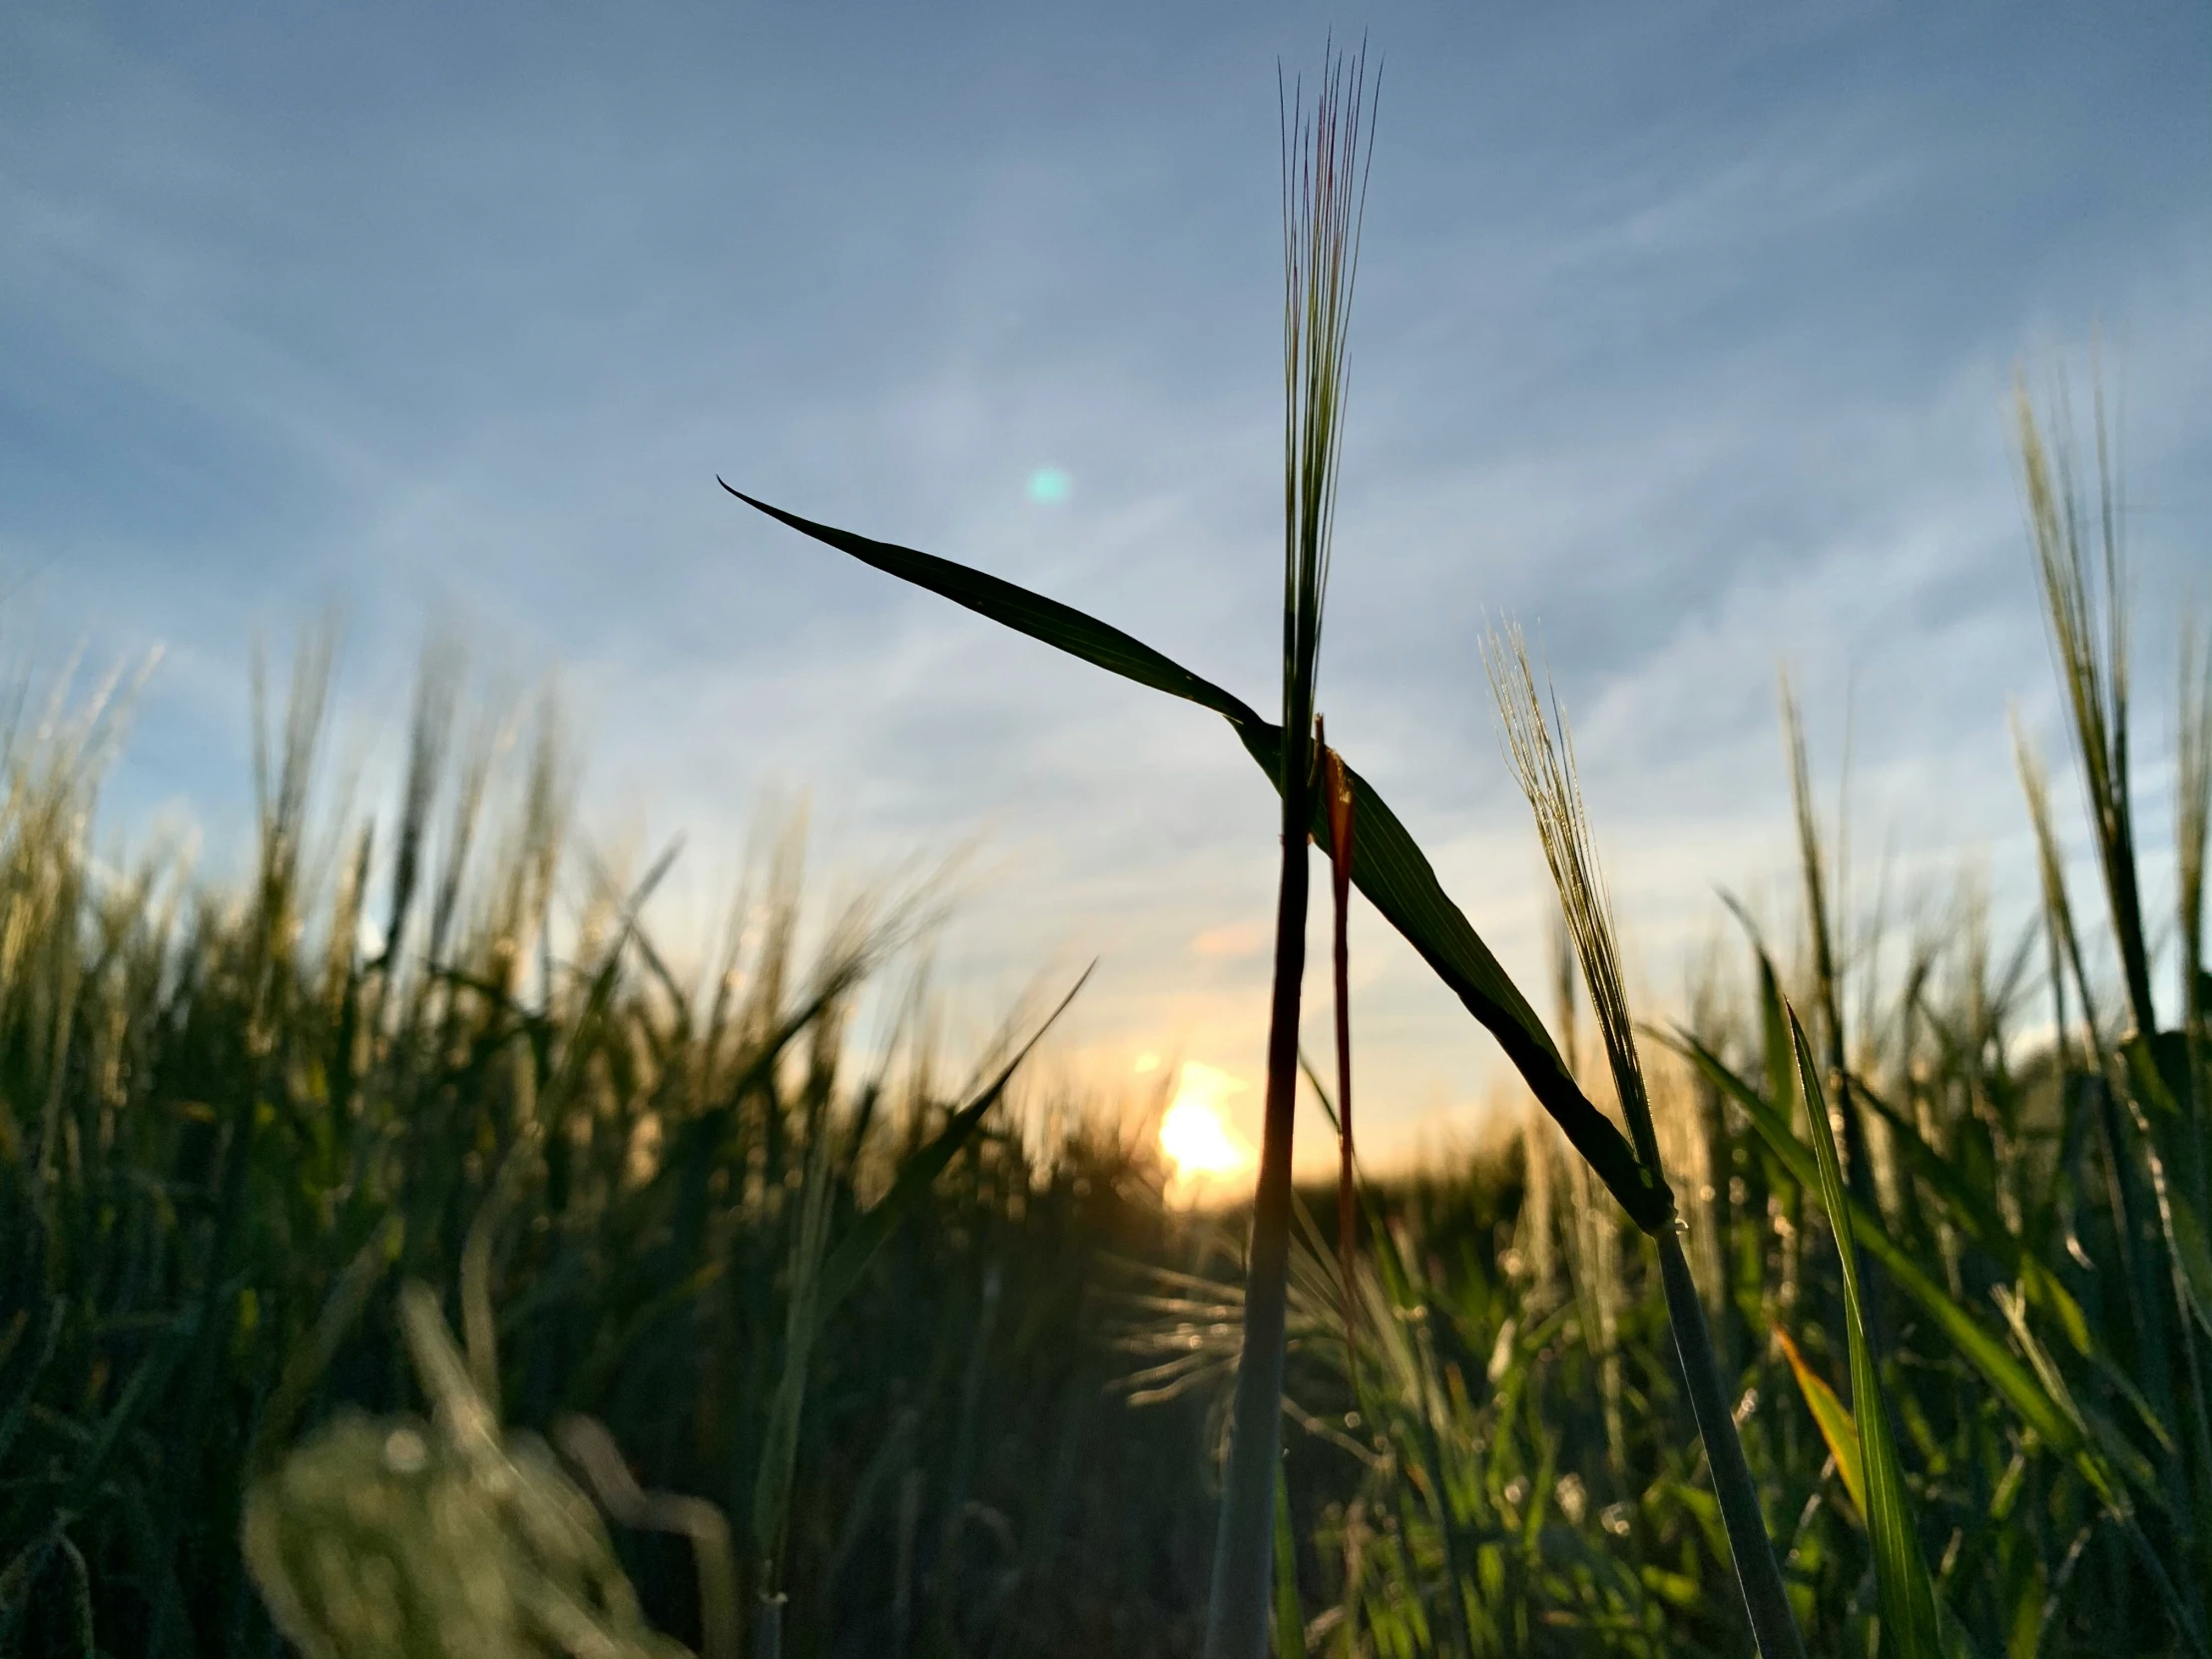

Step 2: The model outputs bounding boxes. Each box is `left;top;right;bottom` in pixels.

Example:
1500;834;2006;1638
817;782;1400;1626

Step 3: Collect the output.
1787;1004;1942;1657
755;1131;834;1628
1774;1329;1989;1659
1758;951;1796;1142
1483;621;1803;1659
721;485;1265;726
1852;1080;2095;1353
246;1214;404;1476
0;1301;64;1474
2014;379;2156;1036
2156;1167;2212;1341
1272;1459;1304;1658
750;962;1089;1627
810;963;1091;1322
1664;1028;2152;1503
718;488;1670;1233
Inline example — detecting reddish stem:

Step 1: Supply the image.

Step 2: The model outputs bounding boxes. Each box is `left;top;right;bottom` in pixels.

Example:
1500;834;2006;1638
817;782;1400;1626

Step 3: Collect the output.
1321;724;1358;1350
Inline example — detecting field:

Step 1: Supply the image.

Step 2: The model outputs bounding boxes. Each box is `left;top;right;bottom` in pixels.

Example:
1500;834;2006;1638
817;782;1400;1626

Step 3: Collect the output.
0;388;2206;1659
5;44;2209;1659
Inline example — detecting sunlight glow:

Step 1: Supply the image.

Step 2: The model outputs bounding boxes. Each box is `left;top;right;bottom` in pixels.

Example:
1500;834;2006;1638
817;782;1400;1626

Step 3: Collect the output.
1159;1062;1255;1187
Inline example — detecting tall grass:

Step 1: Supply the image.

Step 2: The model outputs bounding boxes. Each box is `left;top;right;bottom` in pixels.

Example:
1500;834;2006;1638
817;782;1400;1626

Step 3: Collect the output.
1098;373;2207;1657
1204;40;1379;1659
0;377;2202;1654
1483;629;1806;1659
1;29;2203;1653
720;33;1825;1644
0;640;1215;1658
1165;397;2201;1650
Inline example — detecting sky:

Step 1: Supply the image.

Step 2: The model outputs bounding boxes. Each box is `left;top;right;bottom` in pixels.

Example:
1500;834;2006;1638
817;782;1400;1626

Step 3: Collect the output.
4;1;2208;1174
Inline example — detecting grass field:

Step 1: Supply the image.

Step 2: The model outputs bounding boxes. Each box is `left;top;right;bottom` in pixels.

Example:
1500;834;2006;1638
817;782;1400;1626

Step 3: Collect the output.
5;37;2207;1656
0;380;2205;1658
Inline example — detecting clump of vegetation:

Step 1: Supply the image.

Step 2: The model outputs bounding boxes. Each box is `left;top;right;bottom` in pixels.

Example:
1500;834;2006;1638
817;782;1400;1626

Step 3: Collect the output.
0;634;1216;1658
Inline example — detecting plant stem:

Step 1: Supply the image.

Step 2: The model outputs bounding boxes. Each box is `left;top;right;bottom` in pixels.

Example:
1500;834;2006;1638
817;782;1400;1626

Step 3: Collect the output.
1204;749;1315;1659
1209;40;1374;1657
1322;731;1358;1344
1658;1233;1809;1659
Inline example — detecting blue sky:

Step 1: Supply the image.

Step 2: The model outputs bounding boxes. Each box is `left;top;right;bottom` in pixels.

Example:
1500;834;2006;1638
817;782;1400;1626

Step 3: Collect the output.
4;1;2208;1168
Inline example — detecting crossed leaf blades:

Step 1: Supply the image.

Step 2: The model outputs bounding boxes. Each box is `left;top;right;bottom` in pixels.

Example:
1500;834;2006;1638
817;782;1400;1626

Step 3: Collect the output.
720;485;1674;1235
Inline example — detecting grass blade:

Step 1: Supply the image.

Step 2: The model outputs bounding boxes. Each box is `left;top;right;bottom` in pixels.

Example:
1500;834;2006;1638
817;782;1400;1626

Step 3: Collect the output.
752;1133;833;1649
1781;680;1885;1253
752;963;1089;1652
557;1416;739;1659
1774;1325;1867;1518
2015;376;2156;1036
2180;605;2210;1031
1787;1002;1942;1655
810;961;1091;1321
1666;1024;2148;1499
1272;1459;1305;1658
1482;623;1806;1659
245;1215;405;1477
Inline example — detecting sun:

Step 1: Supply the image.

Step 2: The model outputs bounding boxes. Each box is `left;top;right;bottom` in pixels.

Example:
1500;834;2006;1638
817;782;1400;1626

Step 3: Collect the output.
1157;1062;1255;1188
